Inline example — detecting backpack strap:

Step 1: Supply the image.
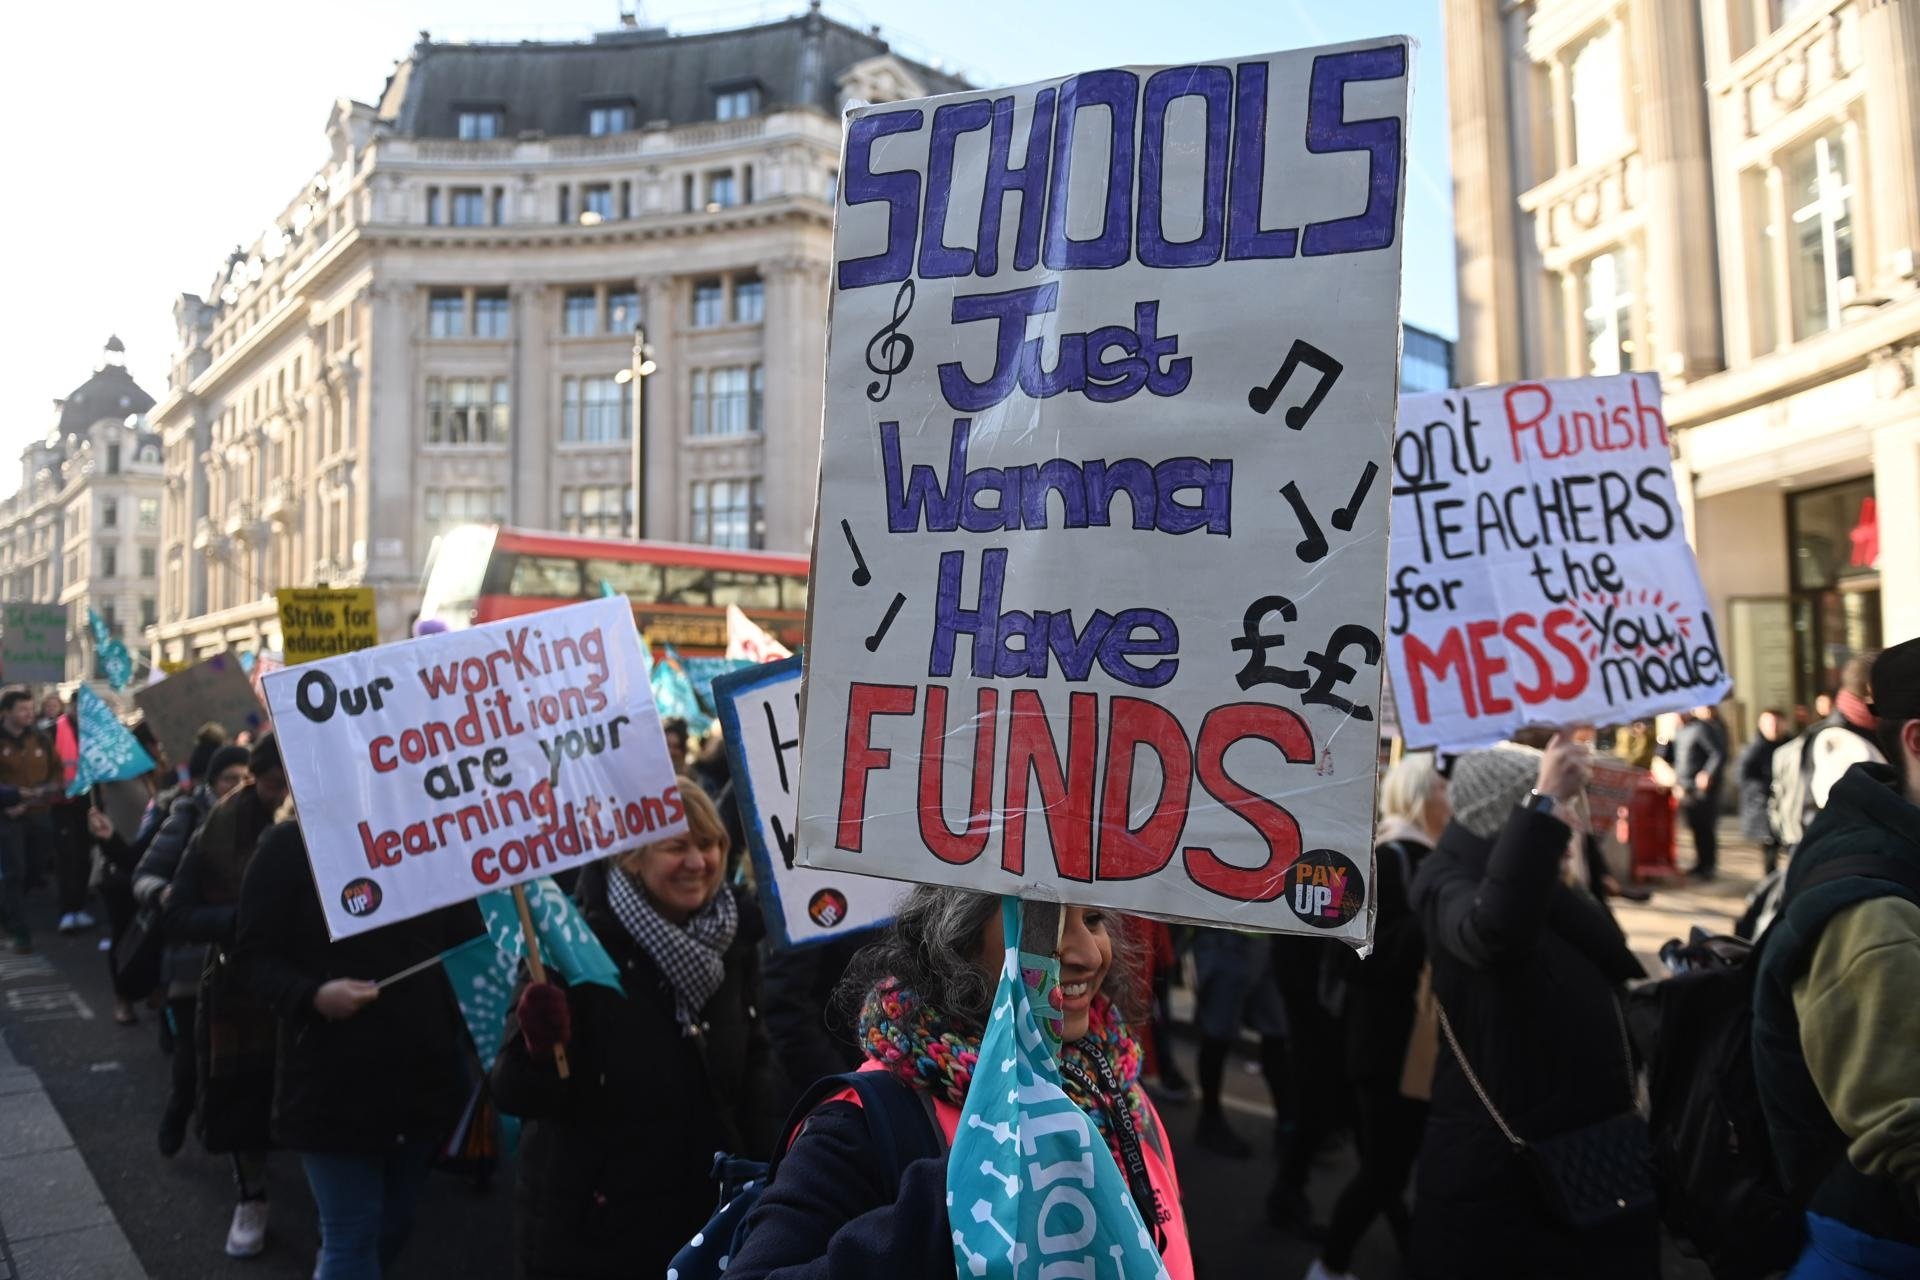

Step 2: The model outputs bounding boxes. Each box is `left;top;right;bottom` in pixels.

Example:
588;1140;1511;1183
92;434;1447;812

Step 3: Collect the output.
1789;853;1920;905
769;1070;946;1188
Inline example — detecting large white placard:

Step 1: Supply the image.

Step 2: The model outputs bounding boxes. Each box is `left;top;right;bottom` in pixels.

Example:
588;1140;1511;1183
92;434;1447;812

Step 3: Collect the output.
263;597;683;938
795;40;1413;939
713;658;900;948
1385;374;1731;750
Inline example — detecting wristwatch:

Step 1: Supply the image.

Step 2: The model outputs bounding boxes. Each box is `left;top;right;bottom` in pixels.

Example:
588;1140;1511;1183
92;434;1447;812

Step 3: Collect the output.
1524;789;1560;815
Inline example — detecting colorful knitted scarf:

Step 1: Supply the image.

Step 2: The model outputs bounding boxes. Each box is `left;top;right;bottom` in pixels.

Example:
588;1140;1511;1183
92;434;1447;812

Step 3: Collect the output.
858;978;1149;1145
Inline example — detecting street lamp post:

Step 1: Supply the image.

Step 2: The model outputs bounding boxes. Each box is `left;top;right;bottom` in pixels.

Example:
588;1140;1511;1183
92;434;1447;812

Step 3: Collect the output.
614;324;657;541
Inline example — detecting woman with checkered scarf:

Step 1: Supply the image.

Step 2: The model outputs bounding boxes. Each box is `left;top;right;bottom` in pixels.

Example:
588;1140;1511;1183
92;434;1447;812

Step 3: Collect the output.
491;781;781;1280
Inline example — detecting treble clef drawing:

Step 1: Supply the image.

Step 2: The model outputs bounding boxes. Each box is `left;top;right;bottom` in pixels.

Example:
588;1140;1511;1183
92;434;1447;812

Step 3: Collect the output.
864;279;916;402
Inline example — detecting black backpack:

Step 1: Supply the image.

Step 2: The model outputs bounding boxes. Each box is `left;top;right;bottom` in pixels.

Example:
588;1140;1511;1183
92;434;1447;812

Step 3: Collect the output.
667;1069;946;1280
1634;854;1920;1279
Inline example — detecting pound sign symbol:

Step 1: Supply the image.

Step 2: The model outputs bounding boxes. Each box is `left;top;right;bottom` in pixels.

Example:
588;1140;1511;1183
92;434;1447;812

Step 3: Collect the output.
1231;595;1308;692
1300;623;1384;719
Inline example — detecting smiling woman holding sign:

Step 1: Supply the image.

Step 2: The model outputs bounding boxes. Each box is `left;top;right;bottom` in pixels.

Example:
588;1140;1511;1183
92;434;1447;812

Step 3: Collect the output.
723;885;1193;1280
489;782;780;1280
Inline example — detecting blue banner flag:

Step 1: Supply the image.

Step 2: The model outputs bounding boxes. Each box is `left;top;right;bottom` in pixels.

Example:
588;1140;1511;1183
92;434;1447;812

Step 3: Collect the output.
650;643;712;737
86;608;134;692
476;877;622;993
948;898;1169;1280
440;934;522;1069
68;685;156;796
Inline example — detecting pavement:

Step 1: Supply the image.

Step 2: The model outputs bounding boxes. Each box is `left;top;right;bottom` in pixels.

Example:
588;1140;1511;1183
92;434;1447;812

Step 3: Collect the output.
0;817;1759;1280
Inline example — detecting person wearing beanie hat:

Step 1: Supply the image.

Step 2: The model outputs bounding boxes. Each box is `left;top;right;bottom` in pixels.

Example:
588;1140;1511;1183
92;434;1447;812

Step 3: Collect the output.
1752;635;1920;1277
131;730;256;1161
1407;734;1653;1278
163;726;292;1260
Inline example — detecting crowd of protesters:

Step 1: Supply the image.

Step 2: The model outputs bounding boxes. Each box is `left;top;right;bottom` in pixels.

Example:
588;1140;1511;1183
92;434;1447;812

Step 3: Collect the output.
0;633;1916;1280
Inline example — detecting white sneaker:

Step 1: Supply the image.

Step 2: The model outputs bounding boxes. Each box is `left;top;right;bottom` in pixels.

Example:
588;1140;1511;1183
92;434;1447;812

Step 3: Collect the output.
71;910;96;930
226;1199;269;1258
1305;1262;1357;1280
57;913;77;934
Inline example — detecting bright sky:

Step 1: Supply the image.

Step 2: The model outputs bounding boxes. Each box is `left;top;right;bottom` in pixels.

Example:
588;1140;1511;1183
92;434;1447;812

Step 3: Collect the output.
0;0;1453;494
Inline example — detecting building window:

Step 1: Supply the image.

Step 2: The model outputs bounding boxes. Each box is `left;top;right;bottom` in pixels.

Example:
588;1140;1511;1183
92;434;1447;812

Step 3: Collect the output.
714;87;759;121
582;184;616;223
733;277;764;324
560;485;631;538
492;188;507;226
100;546;117;578
689;478;764;549
428;292;467;338
1568;25;1622;167
1773;0;1820;29
563;290;599;336
426;377;510;445
1786;131;1856;341
587;103;634;136
426;187;443;225
692;280;725;327
425;487;508;541
457;109;503;140
138;498;159;531
706;171;738;209
608;288;641;334
451;187;487;226
101;498;118;529
692;365;764;436
106;445;121;474
560;376;630;443
139;547;157;578
139;597;156;631
1788;476;1881;704
474;292;511;339
1580;249;1635;375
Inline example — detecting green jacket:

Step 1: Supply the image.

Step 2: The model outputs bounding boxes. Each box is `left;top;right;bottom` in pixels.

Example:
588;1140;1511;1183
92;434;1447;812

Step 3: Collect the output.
1754;762;1920;1244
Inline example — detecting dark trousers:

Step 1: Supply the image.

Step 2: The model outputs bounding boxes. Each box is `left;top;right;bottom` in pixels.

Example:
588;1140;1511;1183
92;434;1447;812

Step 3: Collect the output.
100;876;136;990
167;997;198;1113
0;816;52;942
51;804;89;914
1683;795;1718;874
1323;1087;1428;1270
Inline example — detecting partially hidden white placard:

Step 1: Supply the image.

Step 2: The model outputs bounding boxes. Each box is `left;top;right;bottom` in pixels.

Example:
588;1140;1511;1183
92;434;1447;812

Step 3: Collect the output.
263;596;684;938
713;658;900;948
1386;373;1731;750
795;40;1413;941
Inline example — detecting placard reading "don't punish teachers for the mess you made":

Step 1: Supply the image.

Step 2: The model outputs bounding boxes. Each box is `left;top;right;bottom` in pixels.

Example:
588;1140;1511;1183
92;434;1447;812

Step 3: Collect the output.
796;40;1413;942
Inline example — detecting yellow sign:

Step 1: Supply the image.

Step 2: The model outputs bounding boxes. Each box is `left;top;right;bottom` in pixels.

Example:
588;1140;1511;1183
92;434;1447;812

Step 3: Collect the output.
276;587;379;664
158;658;192;675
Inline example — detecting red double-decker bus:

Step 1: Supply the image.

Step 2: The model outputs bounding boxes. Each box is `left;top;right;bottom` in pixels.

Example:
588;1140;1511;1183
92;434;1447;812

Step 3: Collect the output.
417;525;808;656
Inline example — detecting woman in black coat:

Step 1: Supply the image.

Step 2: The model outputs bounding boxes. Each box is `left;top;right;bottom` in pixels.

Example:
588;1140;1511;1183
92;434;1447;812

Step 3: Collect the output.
232;820;481;1280
1409;737;1655;1280
491;781;780;1280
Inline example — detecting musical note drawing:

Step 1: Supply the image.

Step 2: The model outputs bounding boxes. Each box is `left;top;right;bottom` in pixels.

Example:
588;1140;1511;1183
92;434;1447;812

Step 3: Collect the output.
865;593;907;652
864;279;917;402
1247;338;1343;428
1331;461;1379;532
1279;482;1329;563
840;518;871;587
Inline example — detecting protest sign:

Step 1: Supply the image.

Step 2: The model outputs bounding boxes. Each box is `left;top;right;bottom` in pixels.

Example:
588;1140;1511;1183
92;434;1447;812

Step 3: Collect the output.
1;603;68;684
713;658;898;948
794;40;1412;939
726;604;792;663
261;596;682;939
134;652;267;765
1385;374;1731;750
277;587;379;663
69;685;156;795
1586;756;1650;836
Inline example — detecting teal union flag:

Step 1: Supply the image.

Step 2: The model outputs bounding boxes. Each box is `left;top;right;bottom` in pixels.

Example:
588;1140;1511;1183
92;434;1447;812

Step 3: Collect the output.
68;686;155;795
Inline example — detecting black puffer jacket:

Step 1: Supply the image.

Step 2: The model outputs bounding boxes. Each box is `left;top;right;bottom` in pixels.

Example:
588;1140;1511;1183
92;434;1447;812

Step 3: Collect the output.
231;821;482;1153
131;785;215;1000
1409;806;1655;1279
490;863;780;1280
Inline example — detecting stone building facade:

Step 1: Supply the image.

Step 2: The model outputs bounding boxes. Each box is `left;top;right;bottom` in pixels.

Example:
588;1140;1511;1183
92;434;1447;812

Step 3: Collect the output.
0;339;164;687
148;8;963;664
1446;0;1919;718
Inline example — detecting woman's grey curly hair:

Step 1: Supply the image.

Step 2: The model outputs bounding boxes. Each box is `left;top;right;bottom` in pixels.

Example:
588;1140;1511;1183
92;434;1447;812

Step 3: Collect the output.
834;885;1145;1036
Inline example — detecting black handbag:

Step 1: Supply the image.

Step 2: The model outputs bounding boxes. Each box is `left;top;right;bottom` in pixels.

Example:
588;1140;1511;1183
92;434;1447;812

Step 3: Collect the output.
1438;995;1655;1230
111;902;165;1001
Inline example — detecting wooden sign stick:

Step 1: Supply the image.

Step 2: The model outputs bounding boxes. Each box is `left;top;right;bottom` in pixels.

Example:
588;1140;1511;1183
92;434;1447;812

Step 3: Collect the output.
512;883;571;1080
